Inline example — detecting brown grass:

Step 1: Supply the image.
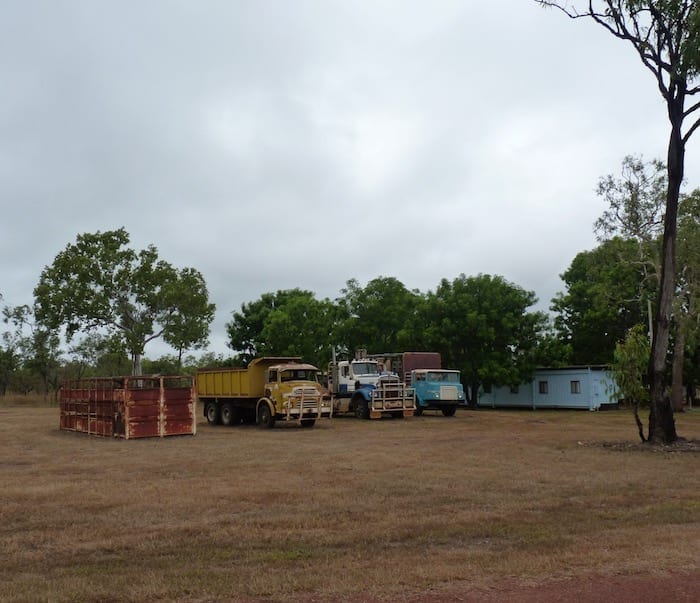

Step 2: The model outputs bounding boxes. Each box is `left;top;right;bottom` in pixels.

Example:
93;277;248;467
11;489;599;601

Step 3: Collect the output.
0;401;698;602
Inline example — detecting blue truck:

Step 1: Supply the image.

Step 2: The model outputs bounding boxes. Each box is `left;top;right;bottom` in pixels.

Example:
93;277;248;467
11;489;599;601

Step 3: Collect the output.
368;352;466;416
411;368;466;416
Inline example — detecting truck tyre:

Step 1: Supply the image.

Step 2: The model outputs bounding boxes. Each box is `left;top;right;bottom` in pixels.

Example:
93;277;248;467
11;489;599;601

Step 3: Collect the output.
257;402;276;429
441;405;457;417
414;404;423;417
205;401;220;425
220;402;236;426
300;419;316;428
354;399;370;420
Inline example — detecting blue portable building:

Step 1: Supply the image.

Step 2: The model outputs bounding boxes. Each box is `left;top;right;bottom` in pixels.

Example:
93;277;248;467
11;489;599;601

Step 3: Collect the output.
477;366;619;410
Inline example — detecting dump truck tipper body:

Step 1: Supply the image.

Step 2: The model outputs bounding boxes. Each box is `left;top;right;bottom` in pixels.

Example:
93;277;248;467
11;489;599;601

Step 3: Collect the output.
197;357;331;428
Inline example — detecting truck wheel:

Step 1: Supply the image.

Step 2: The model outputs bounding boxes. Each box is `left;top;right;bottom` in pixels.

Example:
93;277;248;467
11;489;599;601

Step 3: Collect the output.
220;402;236;426
441;405;457;417
300;419;316;428
205;401;220;425
257;402;276;429
414;404;423;417
354;399;369;420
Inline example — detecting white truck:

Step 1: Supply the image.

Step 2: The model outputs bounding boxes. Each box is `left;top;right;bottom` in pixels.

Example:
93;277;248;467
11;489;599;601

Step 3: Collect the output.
327;354;414;419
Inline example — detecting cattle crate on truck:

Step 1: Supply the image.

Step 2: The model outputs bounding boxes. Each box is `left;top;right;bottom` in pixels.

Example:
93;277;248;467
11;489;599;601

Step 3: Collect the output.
368;351;441;385
196;357;331;428
60;375;197;439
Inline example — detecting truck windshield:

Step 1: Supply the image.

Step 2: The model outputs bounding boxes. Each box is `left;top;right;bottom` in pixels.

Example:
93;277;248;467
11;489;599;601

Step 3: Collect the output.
352;362;379;375
280;370;318;382
427;371;460;383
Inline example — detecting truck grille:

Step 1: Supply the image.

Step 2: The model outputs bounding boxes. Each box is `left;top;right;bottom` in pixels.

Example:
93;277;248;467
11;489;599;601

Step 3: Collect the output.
440;385;459;401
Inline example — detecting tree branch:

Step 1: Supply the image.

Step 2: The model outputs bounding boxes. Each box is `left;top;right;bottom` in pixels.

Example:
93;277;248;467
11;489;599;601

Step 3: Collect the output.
683;115;700;144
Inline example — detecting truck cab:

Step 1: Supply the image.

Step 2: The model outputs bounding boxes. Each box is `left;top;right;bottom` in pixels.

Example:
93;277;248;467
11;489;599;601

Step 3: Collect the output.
411;369;465;416
331;359;384;393
262;362;331;427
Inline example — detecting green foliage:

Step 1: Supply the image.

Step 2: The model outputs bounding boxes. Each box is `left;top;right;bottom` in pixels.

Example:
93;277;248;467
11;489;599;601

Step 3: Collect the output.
552;238;652;364
676;189;700;397
34;228;215;375
421;274;546;403
594;155;666;248
226;289;336;368
225;274;552;392
336;277;421;355
0;346;17;396
611;324;650;406
1;296;20;395
161;267;215;362
142;355;189;376
2;303;62;396
531;326;573;368
194;351;242;369
685;2;700;77
611;323;651;441
67;333;130;378
677;189;700;323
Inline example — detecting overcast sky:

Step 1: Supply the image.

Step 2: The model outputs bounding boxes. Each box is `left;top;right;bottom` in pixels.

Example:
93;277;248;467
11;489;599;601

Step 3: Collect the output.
1;1;698;357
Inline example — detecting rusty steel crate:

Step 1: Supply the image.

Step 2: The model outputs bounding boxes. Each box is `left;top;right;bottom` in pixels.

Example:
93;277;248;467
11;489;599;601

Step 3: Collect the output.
60;376;196;439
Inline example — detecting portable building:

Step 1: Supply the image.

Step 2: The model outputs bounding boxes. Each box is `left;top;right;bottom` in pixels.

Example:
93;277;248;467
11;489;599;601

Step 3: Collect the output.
477;366;618;410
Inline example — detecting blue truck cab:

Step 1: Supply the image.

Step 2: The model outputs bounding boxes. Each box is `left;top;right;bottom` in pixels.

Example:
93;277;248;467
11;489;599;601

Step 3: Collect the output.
411;369;465;416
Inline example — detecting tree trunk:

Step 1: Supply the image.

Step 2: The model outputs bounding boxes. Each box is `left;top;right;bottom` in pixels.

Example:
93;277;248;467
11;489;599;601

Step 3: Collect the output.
670;327;685;412
647;109;683;443
132;353;143;376
469;383;480;408
632;400;646;443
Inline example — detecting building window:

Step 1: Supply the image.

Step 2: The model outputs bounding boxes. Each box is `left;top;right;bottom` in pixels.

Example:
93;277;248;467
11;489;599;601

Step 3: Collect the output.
570;380;581;394
538;380;548;394
510;385;519;394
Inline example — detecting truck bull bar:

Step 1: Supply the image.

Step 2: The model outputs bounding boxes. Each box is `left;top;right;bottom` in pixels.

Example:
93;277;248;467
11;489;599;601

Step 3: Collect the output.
282;386;332;420
369;381;415;418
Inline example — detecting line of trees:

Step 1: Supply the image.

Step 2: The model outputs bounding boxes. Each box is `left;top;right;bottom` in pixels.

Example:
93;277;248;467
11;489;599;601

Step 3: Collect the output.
225;274;555;406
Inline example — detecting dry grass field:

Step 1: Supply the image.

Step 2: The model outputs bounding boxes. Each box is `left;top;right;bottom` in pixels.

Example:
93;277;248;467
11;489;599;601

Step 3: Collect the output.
1;399;699;602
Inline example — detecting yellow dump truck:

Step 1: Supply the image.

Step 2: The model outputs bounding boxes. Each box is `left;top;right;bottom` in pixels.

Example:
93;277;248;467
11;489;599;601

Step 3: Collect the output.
196;357;331;428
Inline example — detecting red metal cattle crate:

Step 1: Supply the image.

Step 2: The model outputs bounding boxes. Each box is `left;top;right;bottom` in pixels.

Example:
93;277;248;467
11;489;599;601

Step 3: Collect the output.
60;376;196;439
